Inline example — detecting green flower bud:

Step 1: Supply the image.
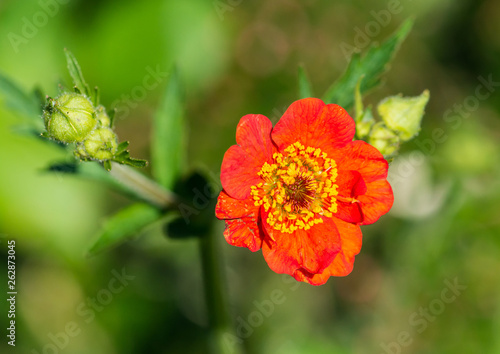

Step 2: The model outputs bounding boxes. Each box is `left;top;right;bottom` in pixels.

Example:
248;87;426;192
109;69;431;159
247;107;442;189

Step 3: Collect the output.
74;127;118;161
377;90;430;142
368;122;400;157
95;105;111;128
43;93;97;143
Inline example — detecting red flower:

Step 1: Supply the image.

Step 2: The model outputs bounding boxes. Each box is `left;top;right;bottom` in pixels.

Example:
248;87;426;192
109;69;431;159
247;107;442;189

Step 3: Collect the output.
216;98;393;285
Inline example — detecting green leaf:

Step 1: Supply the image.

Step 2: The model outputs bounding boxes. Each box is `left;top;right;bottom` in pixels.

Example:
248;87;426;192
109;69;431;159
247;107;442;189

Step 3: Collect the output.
0;73;42;123
322;18;413;108
116;141;130;155
87;203;162;256
298;65;313;99
64;49;91;98
377;89;430;141
121;158;148;168
151;66;185;189
111;145;148;168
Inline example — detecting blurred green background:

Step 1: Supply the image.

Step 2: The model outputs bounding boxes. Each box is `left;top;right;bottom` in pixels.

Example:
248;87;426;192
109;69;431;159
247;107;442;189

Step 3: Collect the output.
1;0;500;353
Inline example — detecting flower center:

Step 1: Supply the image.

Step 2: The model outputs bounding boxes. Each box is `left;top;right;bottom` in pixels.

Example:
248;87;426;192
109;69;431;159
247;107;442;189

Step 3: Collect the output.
251;142;338;234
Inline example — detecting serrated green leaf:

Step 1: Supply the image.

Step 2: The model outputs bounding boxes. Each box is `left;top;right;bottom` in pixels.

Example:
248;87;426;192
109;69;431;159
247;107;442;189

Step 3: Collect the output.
121;158;148;168
116;141;130;155
151;66;185;189
87;203;162;256
0;73;42;124
111;142;148;168
64;49;91;98
322;18;413;108
298;65;313;99
377;89;430;141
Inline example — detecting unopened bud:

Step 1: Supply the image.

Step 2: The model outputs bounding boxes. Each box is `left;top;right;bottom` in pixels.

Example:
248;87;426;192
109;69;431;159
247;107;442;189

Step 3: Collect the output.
74;127;118;161
377;90;430;142
43;93;96;143
368;122;400;157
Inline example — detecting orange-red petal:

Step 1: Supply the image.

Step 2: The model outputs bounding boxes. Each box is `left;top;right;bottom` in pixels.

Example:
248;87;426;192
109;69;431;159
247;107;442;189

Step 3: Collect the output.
216;190;263;252
261;208;341;275
332;140;388;183
358;179;394;225
333;170;366;224
332;140;393;224
221;114;276;200
334;201;363;224
271;98;355;153
293;218;362;285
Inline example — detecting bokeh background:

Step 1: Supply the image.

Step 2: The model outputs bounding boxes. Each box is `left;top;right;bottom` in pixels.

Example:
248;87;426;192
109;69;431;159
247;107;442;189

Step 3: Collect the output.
1;0;500;353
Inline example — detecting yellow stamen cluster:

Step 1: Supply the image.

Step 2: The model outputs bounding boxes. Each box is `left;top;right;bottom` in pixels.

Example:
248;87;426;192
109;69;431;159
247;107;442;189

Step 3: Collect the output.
250;142;338;234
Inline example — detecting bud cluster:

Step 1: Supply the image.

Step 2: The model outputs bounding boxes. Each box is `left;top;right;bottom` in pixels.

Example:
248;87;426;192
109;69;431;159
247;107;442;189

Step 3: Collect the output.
43;92;118;162
355;87;430;158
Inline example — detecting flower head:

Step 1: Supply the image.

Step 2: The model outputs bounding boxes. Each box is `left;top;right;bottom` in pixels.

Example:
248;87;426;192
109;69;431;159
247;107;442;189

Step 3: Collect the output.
216;98;393;285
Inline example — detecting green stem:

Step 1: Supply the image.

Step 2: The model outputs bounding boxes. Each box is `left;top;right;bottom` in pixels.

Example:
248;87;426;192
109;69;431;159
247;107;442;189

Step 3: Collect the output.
200;229;244;354
110;162;241;353
109;162;178;208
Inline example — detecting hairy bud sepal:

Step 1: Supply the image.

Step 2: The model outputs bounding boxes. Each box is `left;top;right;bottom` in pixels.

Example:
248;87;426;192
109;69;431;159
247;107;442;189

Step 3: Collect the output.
95;105;112;128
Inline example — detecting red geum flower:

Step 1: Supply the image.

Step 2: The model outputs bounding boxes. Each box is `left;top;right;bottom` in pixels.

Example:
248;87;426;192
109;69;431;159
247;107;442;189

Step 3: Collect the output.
216;98;393;285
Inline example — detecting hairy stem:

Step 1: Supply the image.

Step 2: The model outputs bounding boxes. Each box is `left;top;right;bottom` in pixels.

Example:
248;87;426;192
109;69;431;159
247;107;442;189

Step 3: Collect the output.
109;162;178;208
